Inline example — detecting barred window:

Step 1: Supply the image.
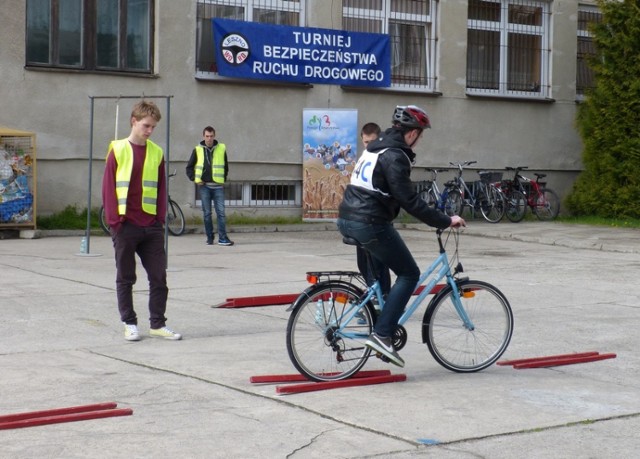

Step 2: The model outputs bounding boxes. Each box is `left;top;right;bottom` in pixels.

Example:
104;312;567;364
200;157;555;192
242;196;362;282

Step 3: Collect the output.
26;0;154;73
466;0;551;98
343;0;438;91
576;5;602;98
196;0;305;77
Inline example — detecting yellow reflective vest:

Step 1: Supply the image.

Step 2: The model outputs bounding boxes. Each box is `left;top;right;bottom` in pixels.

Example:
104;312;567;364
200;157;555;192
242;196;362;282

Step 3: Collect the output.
108;139;163;215
194;143;226;184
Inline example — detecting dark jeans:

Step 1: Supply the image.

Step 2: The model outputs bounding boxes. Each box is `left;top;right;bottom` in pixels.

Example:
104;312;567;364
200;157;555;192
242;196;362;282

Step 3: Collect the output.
112;222;168;329
356;246;391;296
337;218;420;338
199;185;228;240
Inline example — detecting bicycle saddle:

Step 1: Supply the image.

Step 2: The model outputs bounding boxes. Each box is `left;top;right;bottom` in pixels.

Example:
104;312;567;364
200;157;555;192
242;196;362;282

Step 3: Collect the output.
342;236;361;247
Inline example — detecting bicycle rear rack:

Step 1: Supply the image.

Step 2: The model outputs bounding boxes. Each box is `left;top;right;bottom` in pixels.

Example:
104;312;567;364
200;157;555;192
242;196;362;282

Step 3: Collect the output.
305;271;368;288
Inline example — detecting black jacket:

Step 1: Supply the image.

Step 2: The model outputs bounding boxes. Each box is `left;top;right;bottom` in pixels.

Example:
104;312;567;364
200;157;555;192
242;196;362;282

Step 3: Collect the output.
339;127;451;228
185;140;229;183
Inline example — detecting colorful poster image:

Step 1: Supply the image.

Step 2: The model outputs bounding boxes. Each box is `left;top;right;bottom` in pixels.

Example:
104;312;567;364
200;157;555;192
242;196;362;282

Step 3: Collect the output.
302;109;358;221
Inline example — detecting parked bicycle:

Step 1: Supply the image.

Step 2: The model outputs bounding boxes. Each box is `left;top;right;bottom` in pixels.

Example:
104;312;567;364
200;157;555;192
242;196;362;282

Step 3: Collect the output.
99;170;186;236
445;161;505;223
286;228;514;382
417;168;456;216
499;166;560;222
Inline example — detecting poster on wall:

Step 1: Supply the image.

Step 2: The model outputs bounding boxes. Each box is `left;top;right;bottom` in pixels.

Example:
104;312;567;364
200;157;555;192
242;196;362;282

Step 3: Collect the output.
302;109;358;221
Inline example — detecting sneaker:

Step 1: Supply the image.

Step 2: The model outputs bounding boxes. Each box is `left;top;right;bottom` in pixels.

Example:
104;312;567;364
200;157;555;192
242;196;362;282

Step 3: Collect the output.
365;332;404;367
206;238;214;245
150;326;182;340
218;238;234;246
124;323;141;341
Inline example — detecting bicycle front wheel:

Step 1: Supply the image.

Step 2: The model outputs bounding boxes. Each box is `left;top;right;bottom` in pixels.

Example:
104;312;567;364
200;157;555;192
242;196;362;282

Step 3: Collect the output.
504;190;527;223
446;189;463;216
167;199;186;236
422;279;513;373
532;188;560;221
286;281;374;382
479;187;505;223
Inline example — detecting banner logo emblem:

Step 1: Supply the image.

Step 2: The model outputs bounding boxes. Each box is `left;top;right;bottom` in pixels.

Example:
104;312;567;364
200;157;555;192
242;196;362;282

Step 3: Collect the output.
221;33;250;65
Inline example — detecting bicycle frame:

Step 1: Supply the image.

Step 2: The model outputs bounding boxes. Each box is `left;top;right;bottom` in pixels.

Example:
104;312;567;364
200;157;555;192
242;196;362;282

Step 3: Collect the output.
334;232;474;341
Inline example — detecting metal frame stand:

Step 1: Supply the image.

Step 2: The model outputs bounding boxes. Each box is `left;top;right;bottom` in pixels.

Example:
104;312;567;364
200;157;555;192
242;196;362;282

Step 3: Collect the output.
82;95;173;265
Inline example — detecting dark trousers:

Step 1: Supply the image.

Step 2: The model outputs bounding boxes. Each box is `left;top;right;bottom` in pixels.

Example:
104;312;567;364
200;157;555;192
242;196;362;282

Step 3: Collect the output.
112;222;168;329
337;218;420;338
356;246;391;296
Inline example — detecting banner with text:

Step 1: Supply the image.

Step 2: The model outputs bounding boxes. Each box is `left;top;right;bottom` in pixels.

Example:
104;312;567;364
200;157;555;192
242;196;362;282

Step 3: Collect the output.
213;19;390;87
302;109;358;221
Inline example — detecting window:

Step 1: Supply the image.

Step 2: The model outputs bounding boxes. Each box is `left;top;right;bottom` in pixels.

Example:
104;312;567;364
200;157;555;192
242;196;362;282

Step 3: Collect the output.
196;181;301;207
196;0;305;77
576;5;602;98
467;0;551;98
343;0;438;91
26;0;154;74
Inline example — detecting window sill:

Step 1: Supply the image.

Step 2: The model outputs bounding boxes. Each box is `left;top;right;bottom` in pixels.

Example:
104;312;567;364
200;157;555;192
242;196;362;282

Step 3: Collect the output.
195;73;313;89
465;92;555;103
25;65;158;78
341;85;442;97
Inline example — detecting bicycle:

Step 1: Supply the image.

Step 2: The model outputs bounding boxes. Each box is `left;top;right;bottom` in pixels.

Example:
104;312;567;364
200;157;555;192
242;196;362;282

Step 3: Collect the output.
286;228;514;382
99;170;186;236
417;168;457;216
445;161;505;223
499;167;560;222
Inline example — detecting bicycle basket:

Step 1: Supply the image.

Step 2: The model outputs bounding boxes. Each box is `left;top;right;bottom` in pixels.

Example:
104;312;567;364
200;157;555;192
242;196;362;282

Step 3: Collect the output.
479;171;503;184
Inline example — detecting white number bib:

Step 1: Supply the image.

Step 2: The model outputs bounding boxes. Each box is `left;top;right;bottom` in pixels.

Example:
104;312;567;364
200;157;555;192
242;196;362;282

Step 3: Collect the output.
350;149;389;196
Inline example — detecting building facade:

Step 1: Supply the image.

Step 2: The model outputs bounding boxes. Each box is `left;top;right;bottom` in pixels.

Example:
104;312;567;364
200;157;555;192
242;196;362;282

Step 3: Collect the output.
0;0;599;221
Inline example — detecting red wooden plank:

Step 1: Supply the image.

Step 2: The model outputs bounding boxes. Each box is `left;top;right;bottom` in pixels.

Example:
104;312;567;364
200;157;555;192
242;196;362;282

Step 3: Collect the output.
216;284;445;309
276;373;407;395
0;408;133;430
513;353;616;369
215;294;300;308
497;352;600;366
0;402;118;424
250;369;391;384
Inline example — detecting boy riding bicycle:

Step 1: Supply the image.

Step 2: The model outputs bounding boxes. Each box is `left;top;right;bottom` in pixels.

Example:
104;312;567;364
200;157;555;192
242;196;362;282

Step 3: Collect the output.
337;105;465;367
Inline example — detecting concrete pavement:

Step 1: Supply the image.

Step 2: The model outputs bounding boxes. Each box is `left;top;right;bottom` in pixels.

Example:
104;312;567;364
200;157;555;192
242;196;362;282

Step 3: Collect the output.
1;221;639;458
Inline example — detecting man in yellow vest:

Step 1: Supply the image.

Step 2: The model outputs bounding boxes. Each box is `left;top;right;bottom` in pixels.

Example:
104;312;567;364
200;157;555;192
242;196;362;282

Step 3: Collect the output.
185;126;234;246
102;100;182;342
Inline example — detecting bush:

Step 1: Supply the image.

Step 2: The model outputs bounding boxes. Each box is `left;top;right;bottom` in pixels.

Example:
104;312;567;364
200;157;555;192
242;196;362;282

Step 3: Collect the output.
37;205;102;230
567;0;640;218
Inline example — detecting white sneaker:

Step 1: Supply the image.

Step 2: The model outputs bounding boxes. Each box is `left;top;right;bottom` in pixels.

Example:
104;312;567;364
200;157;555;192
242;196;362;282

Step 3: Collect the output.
124;323;141;341
150;326;182;340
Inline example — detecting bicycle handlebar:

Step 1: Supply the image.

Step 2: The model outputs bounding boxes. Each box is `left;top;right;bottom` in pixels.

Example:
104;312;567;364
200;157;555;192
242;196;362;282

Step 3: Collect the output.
449;161;477;169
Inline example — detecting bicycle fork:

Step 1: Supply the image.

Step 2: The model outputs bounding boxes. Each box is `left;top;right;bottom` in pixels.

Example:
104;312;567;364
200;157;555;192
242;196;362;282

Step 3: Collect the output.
446;275;475;331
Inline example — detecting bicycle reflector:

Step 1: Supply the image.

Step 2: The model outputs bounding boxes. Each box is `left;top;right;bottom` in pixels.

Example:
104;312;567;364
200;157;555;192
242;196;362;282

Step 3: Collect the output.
462;290;476;298
306;274;319;284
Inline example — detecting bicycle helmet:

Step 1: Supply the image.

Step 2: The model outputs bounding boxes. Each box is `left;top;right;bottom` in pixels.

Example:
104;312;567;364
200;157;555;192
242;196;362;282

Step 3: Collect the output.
392;105;431;130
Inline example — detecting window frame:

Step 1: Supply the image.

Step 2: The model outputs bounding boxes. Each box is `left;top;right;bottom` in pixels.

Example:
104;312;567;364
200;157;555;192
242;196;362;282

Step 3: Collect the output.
576;4;602;100
342;0;439;93
466;0;551;100
25;0;155;75
195;0;306;80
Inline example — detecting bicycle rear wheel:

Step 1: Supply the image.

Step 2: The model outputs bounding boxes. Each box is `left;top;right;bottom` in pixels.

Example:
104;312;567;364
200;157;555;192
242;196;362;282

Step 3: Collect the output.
286;281;374;382
504;189;527;223
532;188;560;221
167;199;186;236
422;279;513;372
98;206;110;235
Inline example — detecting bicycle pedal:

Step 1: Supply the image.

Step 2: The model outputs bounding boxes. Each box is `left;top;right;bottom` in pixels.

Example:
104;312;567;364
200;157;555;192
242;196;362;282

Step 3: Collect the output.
375;352;391;363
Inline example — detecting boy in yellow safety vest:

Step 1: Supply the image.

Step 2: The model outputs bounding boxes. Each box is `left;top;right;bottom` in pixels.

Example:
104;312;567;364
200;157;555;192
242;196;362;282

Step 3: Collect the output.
102;100;182;342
